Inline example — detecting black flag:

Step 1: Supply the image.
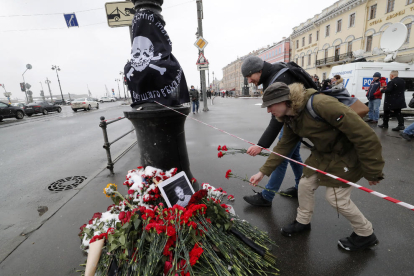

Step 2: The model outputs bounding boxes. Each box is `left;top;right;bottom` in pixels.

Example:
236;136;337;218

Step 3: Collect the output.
124;10;190;107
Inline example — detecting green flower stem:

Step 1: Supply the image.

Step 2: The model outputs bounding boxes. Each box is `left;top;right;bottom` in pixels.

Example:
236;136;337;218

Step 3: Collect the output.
230;174;292;197
114;191;134;209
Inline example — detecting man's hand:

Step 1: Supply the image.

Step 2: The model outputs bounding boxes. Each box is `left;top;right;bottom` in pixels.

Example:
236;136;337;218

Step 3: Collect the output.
369;181;380;186
249;172;264;186
247;145;262;156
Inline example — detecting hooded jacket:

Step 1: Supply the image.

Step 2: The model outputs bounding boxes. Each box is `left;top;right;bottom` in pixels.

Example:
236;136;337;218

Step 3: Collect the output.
259;83;385;187
366;78;382;100
321;77;357;107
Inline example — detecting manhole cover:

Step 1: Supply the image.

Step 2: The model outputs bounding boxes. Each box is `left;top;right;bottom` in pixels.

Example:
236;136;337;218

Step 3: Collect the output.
48;176;87;192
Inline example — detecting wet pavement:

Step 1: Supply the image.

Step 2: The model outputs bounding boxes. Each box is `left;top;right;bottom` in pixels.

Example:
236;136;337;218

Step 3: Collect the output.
1;97;413;275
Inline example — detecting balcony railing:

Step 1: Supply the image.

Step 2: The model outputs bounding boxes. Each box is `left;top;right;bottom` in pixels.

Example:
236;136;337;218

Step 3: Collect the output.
316;52;353;66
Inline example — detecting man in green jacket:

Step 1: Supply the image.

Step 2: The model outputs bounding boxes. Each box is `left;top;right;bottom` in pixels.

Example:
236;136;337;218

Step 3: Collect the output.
250;82;385;251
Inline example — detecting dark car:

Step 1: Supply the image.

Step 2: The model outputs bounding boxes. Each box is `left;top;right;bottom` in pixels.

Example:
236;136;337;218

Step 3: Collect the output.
54;99;67;105
0;101;25;121
24;102;62;117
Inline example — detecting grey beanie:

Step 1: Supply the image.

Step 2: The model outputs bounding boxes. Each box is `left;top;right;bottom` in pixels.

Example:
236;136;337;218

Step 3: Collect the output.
373;72;381;78
261;82;290;108
241;56;265;77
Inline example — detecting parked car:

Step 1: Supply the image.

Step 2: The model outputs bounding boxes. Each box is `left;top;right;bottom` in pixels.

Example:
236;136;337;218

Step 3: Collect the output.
71;98;99;112
11;103;27;109
24;102;62;116
0;101;25;121
54;99;67;105
100;96;115;103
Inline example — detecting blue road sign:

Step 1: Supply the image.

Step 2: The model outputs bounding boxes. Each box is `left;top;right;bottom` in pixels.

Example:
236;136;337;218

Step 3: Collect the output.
64;13;79;28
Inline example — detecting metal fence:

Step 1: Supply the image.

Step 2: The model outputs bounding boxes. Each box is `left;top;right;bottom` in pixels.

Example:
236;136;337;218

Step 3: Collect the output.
99;116;136;174
316;52;353;66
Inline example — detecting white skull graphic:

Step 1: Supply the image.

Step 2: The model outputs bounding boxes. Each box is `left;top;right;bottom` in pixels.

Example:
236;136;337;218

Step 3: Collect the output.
131;36;154;72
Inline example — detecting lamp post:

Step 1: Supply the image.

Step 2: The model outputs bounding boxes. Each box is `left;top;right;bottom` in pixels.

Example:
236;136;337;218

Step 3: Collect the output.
115;78;121;99
22;64;32;104
1;84;11;104
45;78;53;103
119;71;127;99
51;65;64;103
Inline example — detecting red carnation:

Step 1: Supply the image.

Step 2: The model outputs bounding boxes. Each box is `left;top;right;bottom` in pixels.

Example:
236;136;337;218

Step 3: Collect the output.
127;189;134;195
119;211;126;220
191;178;197;184
225;169;232;179
218;152;224;158
137;166;144;169
92;212;102;220
189;244;204;266
222;145;228;151
217;145;221;151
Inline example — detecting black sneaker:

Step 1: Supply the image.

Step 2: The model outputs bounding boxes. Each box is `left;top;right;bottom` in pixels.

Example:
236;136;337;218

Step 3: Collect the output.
392;125;405;131
281;220;311;237
279;186;298;198
338;232;379;251
243;191;272;207
378;124;388;129
400;133;412;141
364;119;373;123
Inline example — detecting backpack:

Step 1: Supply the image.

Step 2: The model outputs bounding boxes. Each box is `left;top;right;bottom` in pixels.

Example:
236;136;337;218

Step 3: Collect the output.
306;91;369;122
269;62;318;90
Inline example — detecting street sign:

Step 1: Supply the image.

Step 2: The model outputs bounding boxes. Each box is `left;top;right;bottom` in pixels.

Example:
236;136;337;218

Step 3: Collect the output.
25;83;31;89
64;13;79;28
105;1;135;28
196;52;209;65
194;37;208;51
4;92;11;97
197;64;209;71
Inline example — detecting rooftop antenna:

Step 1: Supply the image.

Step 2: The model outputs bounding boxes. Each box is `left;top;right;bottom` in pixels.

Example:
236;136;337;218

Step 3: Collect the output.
380;22;408;62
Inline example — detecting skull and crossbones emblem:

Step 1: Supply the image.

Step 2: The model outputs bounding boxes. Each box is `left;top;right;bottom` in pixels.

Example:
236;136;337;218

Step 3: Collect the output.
126;36;166;80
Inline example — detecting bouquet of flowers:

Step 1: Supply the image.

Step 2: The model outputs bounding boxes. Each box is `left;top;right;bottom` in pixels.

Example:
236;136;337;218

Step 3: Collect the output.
78;166;279;276
217;145;270;158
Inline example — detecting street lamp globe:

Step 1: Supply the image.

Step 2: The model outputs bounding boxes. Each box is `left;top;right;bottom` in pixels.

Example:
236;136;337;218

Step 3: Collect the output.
26;64;32;70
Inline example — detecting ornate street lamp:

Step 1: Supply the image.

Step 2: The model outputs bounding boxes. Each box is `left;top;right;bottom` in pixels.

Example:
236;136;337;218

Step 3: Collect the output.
51;65;65;103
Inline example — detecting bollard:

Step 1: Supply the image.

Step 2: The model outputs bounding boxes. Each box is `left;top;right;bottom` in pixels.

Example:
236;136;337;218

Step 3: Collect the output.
124;103;199;190
99;116;115;175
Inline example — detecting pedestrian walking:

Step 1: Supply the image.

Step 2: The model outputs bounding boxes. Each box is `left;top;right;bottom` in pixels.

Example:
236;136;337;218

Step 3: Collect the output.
365;72;383;124
250;82;384;251
378;70;407;131
240;56;307;206
313;75;321;91
189;85;199;114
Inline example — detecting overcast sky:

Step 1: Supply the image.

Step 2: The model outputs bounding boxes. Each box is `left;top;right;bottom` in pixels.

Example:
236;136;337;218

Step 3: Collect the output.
1;0;335;100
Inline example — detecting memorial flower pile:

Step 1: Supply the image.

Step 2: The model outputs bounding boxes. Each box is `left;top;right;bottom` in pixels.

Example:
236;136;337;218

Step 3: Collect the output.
77;166;279;276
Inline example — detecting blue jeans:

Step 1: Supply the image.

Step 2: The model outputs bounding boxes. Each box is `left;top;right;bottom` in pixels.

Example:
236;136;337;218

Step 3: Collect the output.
262;128;304;202
368;99;381;121
403;122;414;135
192;100;199;113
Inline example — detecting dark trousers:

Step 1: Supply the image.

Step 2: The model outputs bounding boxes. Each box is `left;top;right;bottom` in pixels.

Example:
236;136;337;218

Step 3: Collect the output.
383;109;404;126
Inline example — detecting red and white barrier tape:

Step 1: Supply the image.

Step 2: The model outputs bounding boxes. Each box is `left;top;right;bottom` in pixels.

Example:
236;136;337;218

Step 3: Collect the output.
154;101;414;212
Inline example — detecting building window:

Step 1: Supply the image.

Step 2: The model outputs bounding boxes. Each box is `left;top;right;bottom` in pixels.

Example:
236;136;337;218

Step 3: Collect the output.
316;31;319;41
325;48;328;58
408;0;414;4
370;5;377;20
296;58;299;64
335;45;340;61
366;36;373;52
326;25;330;37
349;13;355;27
387;0;395;13
308;54;311;66
348;41;353;53
309;34;312;44
337;20;342;32
301;56;304;67
279;48;281;53
302;37;305;47
406;23;412;43
296;40;299;49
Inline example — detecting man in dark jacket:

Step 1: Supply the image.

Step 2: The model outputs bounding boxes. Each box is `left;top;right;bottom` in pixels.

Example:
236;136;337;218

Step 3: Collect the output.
189;85;199;114
240;56;305;206
365;72;383;124
250;82;384;251
378;70;407;131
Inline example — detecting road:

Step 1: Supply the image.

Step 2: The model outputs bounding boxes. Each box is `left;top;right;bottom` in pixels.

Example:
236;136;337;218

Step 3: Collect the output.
0;101;136;262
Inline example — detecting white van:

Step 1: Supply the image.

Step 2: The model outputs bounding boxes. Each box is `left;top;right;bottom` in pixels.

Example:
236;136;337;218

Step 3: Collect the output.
329;62;414;114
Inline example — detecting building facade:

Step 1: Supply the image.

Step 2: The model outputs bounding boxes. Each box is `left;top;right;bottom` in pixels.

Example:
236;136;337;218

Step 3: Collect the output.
257;37;291;64
290;0;414;80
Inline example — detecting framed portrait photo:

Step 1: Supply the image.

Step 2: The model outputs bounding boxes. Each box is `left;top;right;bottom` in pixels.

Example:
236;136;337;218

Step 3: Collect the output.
158;171;195;208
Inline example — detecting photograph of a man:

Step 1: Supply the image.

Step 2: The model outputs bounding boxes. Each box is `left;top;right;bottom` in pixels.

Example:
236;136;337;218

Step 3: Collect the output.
158;171;195;208
173;186;192;207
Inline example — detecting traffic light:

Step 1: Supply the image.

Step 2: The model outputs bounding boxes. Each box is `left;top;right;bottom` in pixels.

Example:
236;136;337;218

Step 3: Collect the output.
112;89;114;92
20;82;26;91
